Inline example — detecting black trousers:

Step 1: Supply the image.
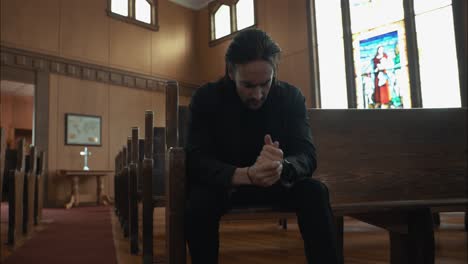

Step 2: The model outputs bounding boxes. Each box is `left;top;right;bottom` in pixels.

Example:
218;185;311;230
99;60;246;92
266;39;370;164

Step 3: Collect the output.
185;178;339;264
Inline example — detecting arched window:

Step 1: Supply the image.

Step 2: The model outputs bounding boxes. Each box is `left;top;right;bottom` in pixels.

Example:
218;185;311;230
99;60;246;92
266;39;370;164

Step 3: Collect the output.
311;0;464;109
214;5;231;39
107;0;158;31
210;0;257;44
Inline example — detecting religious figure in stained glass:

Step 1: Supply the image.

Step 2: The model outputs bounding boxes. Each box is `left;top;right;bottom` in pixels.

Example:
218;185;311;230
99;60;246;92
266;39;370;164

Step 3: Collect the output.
354;27;410;109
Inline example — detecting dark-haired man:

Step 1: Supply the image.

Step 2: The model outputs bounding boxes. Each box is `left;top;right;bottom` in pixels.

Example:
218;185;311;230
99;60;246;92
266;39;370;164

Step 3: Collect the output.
185;28;339;264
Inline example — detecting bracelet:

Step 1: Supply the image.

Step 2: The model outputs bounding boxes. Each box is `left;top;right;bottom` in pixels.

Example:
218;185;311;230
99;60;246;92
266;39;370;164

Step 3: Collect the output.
246;166;254;183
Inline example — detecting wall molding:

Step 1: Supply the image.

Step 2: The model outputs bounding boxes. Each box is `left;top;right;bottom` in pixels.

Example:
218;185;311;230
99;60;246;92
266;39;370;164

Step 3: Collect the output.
0;45;198;97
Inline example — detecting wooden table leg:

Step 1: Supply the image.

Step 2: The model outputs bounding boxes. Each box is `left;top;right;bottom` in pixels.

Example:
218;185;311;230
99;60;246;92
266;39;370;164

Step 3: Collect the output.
97;175;111;205
65;176;79;209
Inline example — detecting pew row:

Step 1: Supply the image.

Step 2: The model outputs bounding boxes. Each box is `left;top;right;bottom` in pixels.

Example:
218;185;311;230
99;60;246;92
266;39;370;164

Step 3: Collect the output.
0;128;6;261
2;138;46;251
165;108;467;264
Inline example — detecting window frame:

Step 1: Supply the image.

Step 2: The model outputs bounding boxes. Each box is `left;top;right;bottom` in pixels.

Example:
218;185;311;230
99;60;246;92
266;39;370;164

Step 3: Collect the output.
307;0;467;108
106;0;159;31
209;0;258;46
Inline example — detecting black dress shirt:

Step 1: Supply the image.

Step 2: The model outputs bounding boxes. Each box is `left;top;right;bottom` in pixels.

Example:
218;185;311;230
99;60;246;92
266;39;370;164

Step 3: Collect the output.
186;77;316;190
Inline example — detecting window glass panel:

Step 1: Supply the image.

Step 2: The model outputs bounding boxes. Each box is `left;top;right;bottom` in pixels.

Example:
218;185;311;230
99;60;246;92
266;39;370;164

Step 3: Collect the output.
350;0;404;33
414;0;451;15
136;0;151;24
236;0;255;31
416;6;460;108
315;0;348;108
111;0;128;17
352;22;411;108
214;5;231;39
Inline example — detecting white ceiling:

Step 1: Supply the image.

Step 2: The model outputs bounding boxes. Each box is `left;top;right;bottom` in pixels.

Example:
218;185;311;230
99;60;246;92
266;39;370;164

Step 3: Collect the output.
1;80;35;97
169;0;213;10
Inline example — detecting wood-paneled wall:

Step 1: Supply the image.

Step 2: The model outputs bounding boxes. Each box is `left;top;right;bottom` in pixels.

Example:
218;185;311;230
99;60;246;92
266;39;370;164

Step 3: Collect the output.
0;0;200;85
196;0;313;106
46;74;190;205
1;0;197;206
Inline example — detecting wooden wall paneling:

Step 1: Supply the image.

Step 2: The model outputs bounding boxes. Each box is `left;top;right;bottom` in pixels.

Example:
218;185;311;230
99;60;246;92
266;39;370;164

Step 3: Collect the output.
279;51;312;107
0;0;60;55
1;0;202;87
47;74;59;206
55;76;110;203
60;0;110;65
108;85;164;198
196;7;228;83
35;71;50;206
109;20;152;75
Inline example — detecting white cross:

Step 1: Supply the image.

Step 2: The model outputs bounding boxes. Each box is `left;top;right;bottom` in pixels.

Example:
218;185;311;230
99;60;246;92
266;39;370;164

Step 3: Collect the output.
80;147;92;171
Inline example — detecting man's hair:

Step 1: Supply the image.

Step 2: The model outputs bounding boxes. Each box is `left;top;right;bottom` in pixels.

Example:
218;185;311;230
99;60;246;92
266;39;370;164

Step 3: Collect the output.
225;29;282;77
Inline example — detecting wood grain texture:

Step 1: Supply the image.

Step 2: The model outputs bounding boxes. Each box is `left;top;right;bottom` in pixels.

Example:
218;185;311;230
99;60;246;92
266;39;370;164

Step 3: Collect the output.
0;128;5;261
113;210;467;264
310;109;467;204
23;146;37;236
34;151;46;225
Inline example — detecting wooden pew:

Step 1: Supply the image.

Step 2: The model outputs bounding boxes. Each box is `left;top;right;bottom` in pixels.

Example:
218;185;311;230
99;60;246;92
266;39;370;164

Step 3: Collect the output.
310;108;467;264
128;127;139;255
121;139;131;238
114;151;121;219
122;95;176;259
165;107;467;264
0;128;6;262
7;138;27;248
34;150;46;225
23;146;37;236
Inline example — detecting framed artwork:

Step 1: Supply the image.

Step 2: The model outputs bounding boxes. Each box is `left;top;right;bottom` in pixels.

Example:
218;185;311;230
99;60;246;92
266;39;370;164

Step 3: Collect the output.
65;113;102;146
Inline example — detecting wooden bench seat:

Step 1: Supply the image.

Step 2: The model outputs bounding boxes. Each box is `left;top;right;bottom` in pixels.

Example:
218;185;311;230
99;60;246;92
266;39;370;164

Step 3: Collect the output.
114;81;466;264
165;104;467;264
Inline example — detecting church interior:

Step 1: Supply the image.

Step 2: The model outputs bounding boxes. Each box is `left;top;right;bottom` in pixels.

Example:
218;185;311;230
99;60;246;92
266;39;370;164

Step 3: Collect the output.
0;0;467;263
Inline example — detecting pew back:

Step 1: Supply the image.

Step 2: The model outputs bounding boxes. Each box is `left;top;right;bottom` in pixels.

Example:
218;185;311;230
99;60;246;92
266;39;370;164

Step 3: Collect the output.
0;128;5;261
309;109;467;212
0;128;5;202
35;150;46;225
8;138;27;247
23;146;37;235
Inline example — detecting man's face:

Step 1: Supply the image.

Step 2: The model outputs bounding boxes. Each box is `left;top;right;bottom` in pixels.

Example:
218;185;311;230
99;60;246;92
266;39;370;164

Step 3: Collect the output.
229;60;274;110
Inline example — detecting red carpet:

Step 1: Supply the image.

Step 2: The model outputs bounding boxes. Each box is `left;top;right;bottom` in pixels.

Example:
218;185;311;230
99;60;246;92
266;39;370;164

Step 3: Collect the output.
3;205;118;264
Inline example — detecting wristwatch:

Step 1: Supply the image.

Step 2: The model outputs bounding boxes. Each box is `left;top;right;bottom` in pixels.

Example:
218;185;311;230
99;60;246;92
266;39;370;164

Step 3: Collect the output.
280;159;294;187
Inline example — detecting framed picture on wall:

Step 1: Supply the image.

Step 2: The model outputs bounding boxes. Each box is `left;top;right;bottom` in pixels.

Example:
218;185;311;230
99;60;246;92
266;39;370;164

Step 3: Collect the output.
65;113;102;146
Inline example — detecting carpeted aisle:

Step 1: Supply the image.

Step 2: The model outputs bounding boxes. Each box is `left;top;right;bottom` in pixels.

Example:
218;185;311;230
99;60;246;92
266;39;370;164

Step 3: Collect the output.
4;205;118;264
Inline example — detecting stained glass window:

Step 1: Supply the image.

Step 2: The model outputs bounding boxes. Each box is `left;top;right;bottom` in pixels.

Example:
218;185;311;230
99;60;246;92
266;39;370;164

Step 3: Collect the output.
312;0;462;109
350;0;410;109
352;22;411;109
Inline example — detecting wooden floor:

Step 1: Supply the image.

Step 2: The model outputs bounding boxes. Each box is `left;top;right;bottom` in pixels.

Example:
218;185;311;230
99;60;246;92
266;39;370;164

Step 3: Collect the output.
113;209;467;264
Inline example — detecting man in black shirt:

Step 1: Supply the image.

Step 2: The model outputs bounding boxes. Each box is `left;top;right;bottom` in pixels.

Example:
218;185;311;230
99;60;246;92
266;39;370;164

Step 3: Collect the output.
185;28;338;264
